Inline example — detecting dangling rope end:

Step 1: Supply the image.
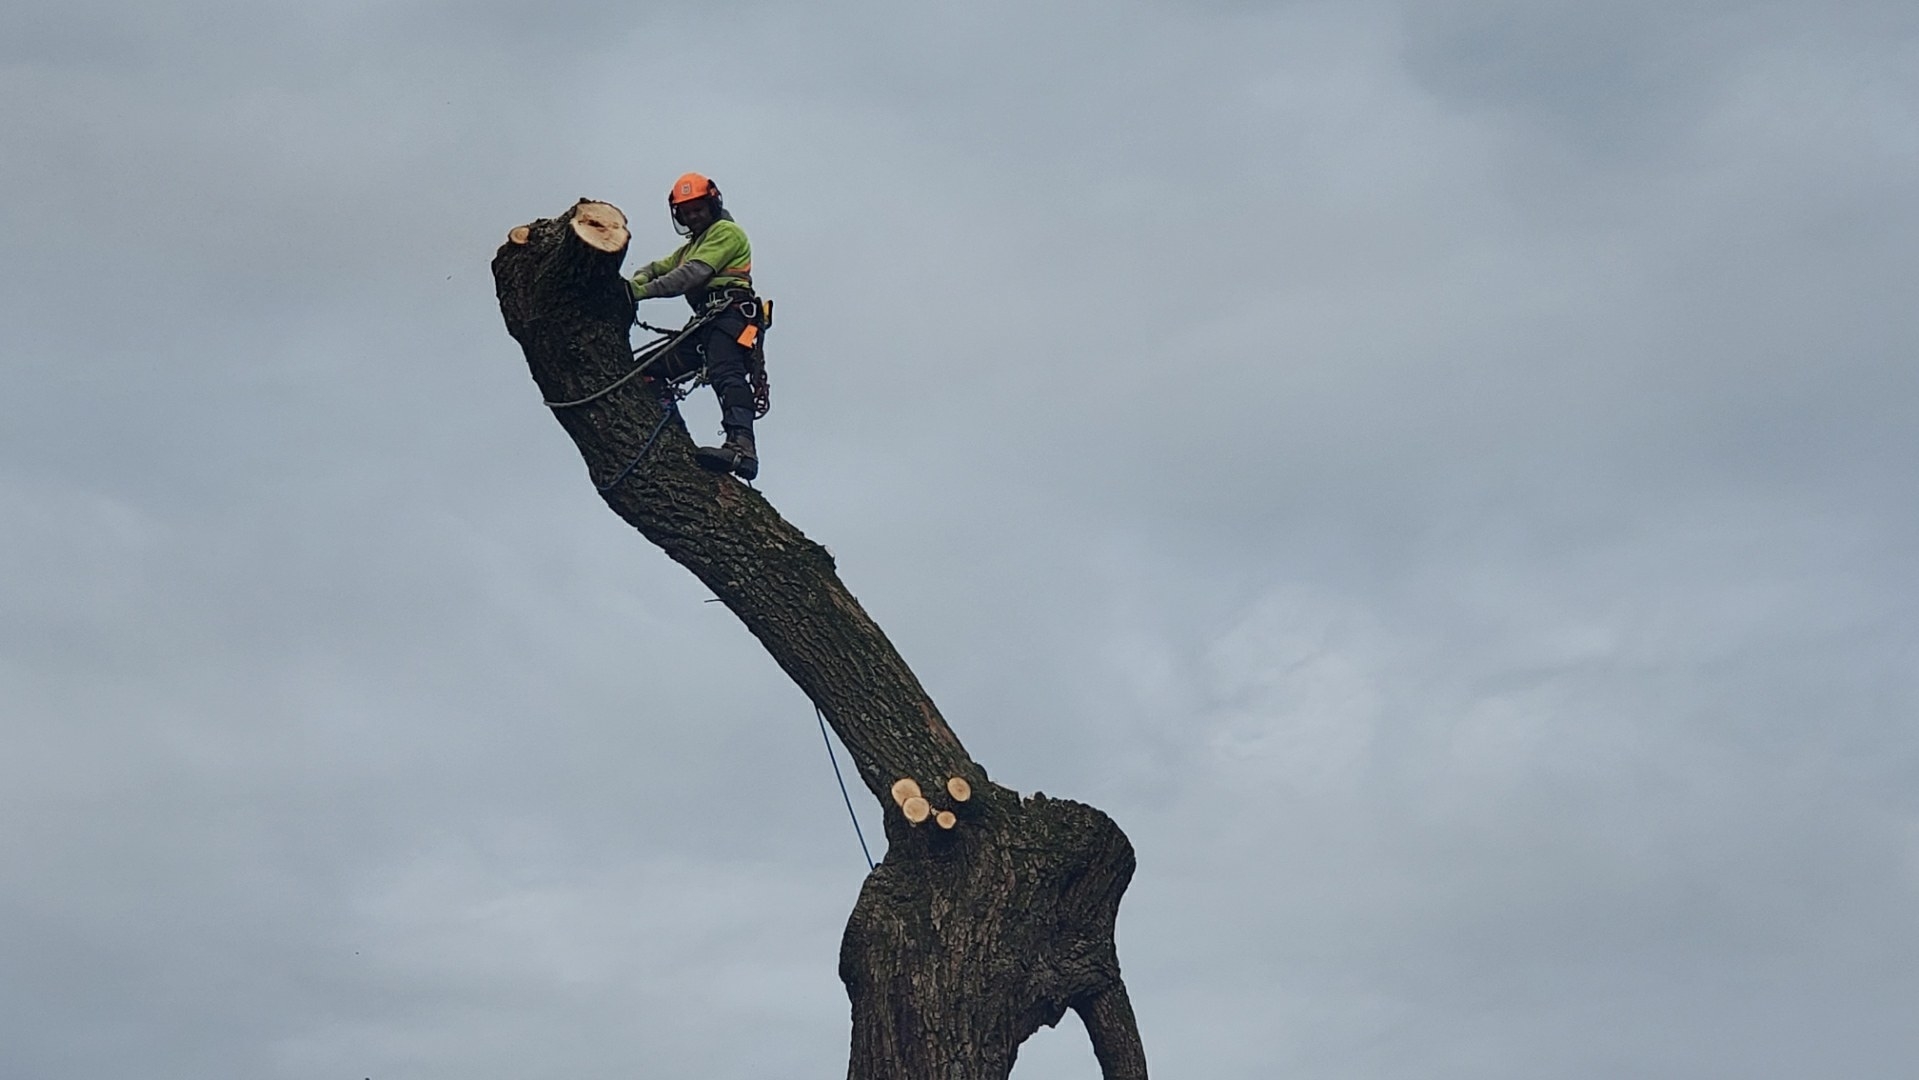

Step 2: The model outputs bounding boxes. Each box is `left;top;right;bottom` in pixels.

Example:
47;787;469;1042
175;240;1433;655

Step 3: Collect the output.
817;704;876;871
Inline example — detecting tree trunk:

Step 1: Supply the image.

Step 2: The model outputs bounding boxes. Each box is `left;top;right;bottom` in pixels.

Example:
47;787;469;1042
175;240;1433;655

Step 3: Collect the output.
492;200;1147;1080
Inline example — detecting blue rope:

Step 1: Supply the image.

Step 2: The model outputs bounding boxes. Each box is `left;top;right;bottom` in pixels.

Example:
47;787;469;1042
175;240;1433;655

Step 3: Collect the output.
595;393;680;493
816;704;875;871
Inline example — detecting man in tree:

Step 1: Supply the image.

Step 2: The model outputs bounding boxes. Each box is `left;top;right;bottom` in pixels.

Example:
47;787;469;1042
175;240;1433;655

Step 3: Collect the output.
498;198;1152;1079
629;171;763;479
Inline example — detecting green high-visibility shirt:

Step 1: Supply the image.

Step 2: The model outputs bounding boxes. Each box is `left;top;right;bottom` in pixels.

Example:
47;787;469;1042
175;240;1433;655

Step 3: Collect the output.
629;218;753;296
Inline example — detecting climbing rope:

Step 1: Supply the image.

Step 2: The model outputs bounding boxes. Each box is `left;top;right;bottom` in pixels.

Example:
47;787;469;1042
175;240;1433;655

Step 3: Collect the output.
816;704;876;871
594;383;684;492
543;309;719;411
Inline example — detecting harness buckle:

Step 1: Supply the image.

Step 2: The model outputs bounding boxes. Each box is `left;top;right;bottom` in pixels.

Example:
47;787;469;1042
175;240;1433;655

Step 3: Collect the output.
702;288;752;313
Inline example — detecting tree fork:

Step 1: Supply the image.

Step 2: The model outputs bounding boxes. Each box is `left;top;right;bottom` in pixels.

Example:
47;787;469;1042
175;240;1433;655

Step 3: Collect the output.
493;200;1147;1079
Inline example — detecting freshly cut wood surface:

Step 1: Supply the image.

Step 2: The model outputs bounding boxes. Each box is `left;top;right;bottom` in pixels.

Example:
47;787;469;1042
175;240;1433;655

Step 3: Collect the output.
946;776;972;803
891;778;923;806
901;796;931;824
936;810;958;830
567;201;628;252
507;225;531;245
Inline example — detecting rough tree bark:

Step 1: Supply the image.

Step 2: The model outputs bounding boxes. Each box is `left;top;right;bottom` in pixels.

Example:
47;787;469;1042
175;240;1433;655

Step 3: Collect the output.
492;200;1147;1080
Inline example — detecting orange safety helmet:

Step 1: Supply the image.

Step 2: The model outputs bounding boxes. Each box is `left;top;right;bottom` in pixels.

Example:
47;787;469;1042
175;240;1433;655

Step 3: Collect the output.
668;172;720;205
667;172;723;236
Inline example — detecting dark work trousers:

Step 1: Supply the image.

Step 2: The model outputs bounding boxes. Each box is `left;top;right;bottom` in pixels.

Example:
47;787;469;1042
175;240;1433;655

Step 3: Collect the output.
656;314;756;436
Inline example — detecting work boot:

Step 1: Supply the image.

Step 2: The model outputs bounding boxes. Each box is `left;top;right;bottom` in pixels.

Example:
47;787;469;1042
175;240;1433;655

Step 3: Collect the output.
695;428;758;480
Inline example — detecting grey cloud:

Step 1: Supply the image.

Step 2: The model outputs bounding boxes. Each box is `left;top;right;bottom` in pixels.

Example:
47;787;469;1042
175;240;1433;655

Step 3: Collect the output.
4;1;1916;1078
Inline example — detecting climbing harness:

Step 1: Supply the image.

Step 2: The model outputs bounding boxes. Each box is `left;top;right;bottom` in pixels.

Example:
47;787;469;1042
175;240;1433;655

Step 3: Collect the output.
694;290;774;419
816;703;876;871
545;291;771;416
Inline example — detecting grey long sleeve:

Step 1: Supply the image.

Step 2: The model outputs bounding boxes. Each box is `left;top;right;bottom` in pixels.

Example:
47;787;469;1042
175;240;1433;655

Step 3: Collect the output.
632;259;715;300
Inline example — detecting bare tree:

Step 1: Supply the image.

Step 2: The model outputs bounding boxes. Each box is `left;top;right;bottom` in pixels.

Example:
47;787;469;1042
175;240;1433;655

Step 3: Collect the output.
493;201;1147;1080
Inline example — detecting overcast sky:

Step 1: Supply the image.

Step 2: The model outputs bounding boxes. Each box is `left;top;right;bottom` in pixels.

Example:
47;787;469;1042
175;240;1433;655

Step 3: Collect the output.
3;1;1917;1077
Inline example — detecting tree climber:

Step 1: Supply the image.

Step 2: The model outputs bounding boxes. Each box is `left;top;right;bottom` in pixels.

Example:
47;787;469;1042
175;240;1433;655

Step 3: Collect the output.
628;172;765;480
